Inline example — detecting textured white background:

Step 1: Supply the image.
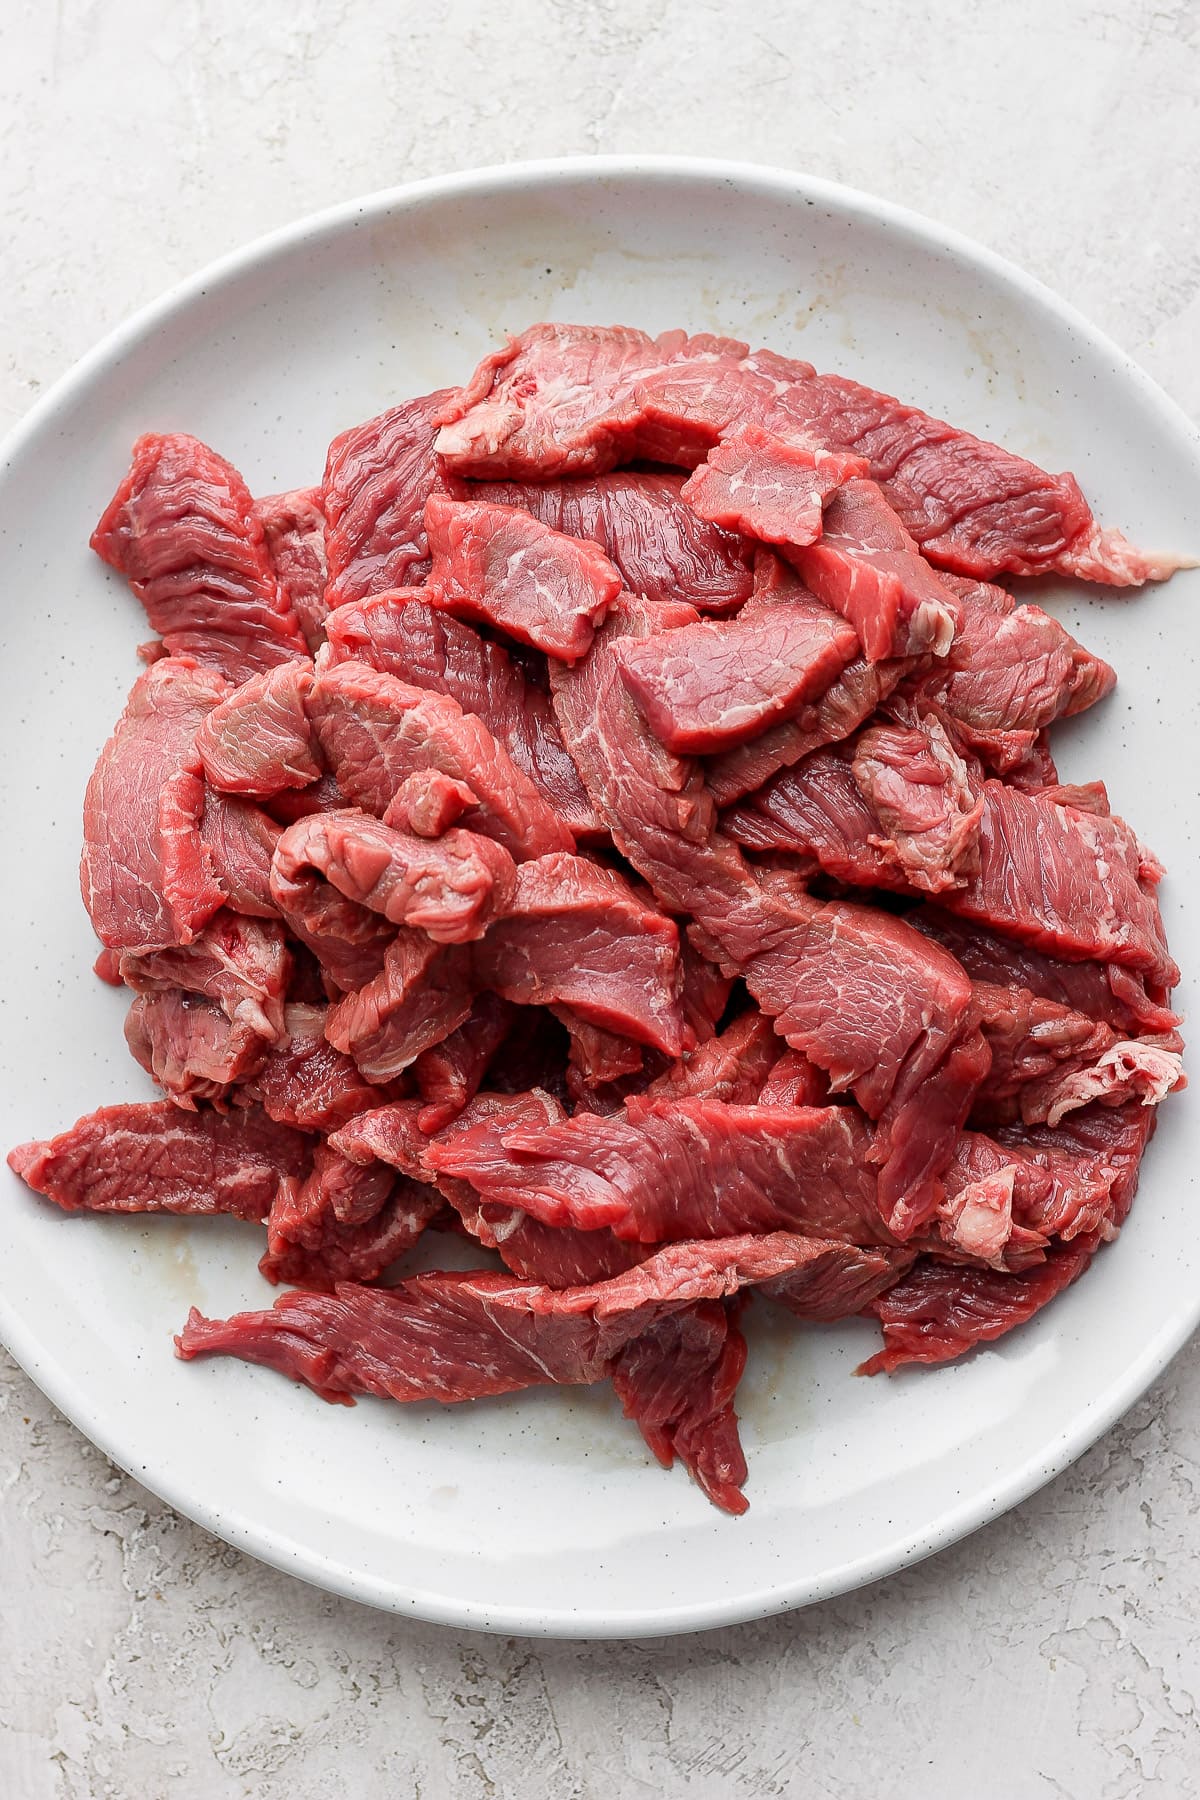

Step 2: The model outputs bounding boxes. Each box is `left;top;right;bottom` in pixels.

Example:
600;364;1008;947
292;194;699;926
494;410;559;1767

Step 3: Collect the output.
3;2;1200;1795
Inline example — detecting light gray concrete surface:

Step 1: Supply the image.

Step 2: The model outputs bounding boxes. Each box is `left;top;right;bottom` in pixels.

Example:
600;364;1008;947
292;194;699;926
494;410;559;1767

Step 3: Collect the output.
3;2;1200;1794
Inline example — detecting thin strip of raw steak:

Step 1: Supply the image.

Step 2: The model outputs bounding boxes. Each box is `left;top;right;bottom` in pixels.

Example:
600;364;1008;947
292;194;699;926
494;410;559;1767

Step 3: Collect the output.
912;908;1180;1036
196;661;320;796
9;1102;311;1219
238;1003;403;1131
617;598;859;753
424;494;621;660
786;478;961;660
898;574;1116;772
200;789;281;919
125;990;267;1105
610;1302;751;1513
321;391;457;606
254;487;329;652
306;658;574;860
412;994;519;1132
81;658;229;953
117;910;290;1047
851;712;983;892
857;1242;1094;1374
437;322;1183;583
997;1099;1158;1238
323;594;597;836
325;934;476;1080
385;769;479;838
555;1011;645;1090
427;1095;891;1244
175;1231;876;1401
681;423;867;546
269;831;397;993
647;1009;782;1105
472;852;687;1055
91;433;308;680
466;470;755;612
761;1245;915;1322
273;810;517;945
259;1144;440;1289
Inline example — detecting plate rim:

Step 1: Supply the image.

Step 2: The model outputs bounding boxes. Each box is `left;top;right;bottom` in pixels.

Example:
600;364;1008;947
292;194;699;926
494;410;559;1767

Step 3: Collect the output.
2;152;1197;1639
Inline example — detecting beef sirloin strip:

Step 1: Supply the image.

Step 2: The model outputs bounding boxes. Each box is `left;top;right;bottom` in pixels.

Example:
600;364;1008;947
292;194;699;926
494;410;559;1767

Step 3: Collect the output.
412;994;519;1132
435;321;1182;584
238;1002;405;1131
306;658;574;860
196;661;320;796
82;658;229;954
321;391;457;606
259;1142;440;1290
423;494;622;660
253;487;329;652
91;433;309;680
466;469;756;612
125;990;267;1106
9;1102;311;1219
200;789;282;920
323;593;598;836
680;423;867;548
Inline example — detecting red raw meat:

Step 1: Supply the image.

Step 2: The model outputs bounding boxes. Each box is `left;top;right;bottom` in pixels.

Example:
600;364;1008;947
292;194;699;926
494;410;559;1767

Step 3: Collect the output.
468;470;755;612
788;478;961;660
259;1143;439;1289
269;823;396;994
254;487;329;652
385;769;478;839
611;1302;750;1513
9;1102;310;1219
274;809;517;945
412;993;519;1132
91;433;308;680
858;1242;1093;1374
237;1002;402;1131
618;596;859;753
998;1099;1159;1237
649;1009;781;1105
81;658;228;953
321;391;455;605
117;911;290;1044
196;661;320;796
307;658;574;860
200;790;281;919
682;423;867;546
756;1047;829;1107
971;981;1119;1127
424;494;621;660
324;593;597;837
326;934;476;1080
473;852;687;1056
850;714;983;893
761;1245;914;1321
125;990;267;1106
899;574;1116;772
556;1011;645;1090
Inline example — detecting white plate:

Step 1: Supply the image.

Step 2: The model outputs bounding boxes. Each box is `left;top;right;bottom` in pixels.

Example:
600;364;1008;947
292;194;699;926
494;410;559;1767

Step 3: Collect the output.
1;157;1197;1639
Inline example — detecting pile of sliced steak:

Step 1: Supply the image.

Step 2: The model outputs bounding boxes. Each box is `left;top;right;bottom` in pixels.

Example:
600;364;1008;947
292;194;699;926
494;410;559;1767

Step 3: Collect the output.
10;321;1188;1515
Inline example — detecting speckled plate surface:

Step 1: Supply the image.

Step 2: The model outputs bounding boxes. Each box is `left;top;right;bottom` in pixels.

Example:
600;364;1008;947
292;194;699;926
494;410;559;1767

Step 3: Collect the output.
0;157;1196;1638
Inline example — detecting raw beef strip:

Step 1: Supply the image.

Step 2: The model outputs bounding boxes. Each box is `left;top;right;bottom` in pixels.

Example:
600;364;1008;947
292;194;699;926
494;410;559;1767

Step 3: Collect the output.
850;714;983;892
176;1230;863;1402
200;790;281;919
263;773;348;826
998;1099;1158;1237
321;391;456;606
787;479;961;660
259;1144;439;1289
858;1242;1093;1374
1029;1039;1183;1126
722;743;905;885
413;994;519;1132
118;911;290;1048
617;597;859;753
649;1009;781;1105
385;769;478;838
307;659;574;860
971;982;1119;1127
196;661;320;795
91;433;308;680
757;1048;828;1107
9;1102;310;1219
912;908;1180;1036
681;424;866;546
125;990;267;1105
274;810;517;944
237;1003;402;1131
269;832;396;993
424;495;621;660
933;1134;1054;1270
326;935;476;1081
427;1095;891;1244
324;594;597;836
81;658;228;953
254;487;329;651
468;471;755;611
762;1245;915;1321
556;1011;645;1089
611;1301;750;1514
899;574;1116;771
679;940;734;1044
473;852;687;1055
434;324;751;476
